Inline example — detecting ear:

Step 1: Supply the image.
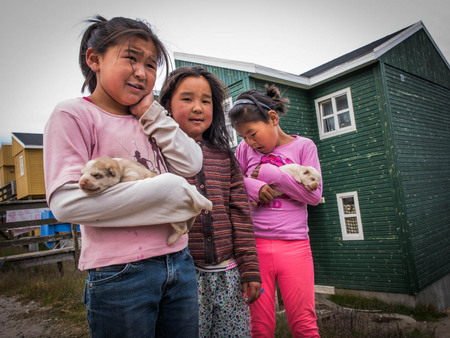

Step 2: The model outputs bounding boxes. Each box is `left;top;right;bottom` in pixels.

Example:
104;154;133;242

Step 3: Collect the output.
268;110;279;126
166;102;172;117
86;47;101;72
107;167;117;177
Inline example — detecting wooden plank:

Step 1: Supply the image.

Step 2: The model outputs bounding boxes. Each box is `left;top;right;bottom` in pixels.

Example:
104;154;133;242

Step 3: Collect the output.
0;233;75;247
0;199;48;211
0;218;61;230
1;247;75;268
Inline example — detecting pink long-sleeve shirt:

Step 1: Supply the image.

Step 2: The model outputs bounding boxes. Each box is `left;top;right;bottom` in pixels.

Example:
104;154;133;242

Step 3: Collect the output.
44;98;211;270
235;136;322;240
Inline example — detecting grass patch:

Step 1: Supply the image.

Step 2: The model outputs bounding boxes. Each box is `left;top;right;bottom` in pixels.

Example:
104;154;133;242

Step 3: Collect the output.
0;261;89;336
330;293;446;322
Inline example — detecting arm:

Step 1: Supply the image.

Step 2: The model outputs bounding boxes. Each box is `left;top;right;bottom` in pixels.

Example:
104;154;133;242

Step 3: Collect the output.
234;142;267;203
229;160;261;283
50;174;212;227
139;101;203;176
258;141;322;205
229;159;261;304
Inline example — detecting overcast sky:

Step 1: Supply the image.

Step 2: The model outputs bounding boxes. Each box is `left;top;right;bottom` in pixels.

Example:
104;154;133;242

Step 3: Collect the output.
1;0;449;142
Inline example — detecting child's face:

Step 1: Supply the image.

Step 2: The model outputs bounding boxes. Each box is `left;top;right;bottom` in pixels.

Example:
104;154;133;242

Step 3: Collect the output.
169;76;213;141
234;119;279;154
90;37;157;115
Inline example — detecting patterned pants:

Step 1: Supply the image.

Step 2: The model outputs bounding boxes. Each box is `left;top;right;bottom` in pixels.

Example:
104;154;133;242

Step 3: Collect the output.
196;267;251;337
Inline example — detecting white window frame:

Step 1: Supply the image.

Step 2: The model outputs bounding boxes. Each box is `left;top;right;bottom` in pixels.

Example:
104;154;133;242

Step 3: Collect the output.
336;191;364;241
223;97;238;148
315;87;356;140
19;155;24;176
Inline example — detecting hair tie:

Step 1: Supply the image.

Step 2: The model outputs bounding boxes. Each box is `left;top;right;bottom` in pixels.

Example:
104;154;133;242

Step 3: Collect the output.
232;99;272;111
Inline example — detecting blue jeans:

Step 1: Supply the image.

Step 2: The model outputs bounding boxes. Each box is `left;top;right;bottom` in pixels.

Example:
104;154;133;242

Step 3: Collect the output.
83;247;199;338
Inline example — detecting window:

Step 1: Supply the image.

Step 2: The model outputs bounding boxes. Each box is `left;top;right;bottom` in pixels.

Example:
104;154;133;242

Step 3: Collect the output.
315;88;356;139
223;97;238;148
336;191;364;240
19;156;24;176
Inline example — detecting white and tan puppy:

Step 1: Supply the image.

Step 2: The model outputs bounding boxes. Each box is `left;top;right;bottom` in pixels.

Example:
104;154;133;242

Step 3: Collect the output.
275;164;321;195
79;157;196;245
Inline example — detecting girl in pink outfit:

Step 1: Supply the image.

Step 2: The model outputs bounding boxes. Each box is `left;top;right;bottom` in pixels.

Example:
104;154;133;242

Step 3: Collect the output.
229;84;322;337
44;16;211;337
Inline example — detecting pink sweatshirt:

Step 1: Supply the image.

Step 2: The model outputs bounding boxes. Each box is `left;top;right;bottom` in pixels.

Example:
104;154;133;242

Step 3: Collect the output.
44;98;212;270
235;136;322;240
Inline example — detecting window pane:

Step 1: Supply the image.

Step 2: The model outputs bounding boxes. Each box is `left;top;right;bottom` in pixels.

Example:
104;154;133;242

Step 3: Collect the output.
338;111;352;128
345;217;359;234
342;197;355;214
323;117;335;132
335;94;349;111
321;100;333;117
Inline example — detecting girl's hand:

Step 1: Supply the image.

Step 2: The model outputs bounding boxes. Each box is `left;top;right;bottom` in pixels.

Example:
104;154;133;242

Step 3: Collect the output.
250;165;261;179
242;282;262;304
129;91;154;118
259;184;275;203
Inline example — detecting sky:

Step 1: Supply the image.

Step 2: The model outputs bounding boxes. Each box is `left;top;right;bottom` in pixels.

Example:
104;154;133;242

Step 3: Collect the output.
1;0;449;142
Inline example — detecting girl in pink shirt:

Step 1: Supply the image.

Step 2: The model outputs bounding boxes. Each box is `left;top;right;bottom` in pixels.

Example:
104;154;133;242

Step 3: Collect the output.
229;84;322;337
44;15;211;337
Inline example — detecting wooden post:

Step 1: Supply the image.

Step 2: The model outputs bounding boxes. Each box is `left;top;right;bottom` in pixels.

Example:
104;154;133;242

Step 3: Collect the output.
71;224;80;269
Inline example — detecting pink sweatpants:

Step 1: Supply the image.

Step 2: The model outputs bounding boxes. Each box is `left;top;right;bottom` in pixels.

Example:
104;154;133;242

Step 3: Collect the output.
250;238;319;337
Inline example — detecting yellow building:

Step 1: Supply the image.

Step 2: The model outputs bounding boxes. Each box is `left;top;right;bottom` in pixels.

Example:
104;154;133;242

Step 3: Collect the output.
0;142;15;187
11;132;45;200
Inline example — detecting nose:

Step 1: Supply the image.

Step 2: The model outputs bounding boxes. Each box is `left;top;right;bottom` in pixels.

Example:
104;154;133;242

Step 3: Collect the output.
192;100;203;113
134;64;146;80
246;137;257;148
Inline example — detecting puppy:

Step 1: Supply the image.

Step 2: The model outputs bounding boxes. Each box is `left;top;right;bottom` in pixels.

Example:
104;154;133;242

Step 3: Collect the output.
79;157;197;245
274;164;321;195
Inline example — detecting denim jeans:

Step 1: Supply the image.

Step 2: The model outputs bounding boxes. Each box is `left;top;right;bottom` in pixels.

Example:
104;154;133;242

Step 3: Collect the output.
83;247;199;338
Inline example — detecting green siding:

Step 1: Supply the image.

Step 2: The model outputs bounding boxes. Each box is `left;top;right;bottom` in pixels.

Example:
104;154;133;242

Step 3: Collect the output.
251;79;315;138
308;65;409;293
379;30;450;89
384;65;450;291
174;60;252;87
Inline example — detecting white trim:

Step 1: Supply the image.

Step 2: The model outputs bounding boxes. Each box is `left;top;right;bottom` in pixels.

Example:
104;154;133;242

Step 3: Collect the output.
19;155;24;176
315;88;356;139
174;22;449;87
223;97;238;148
11;133;43;149
336;191;364;241
174;52;310;88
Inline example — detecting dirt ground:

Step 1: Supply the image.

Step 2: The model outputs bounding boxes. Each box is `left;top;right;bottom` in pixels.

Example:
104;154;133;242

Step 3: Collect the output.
0;296;87;338
1;295;449;337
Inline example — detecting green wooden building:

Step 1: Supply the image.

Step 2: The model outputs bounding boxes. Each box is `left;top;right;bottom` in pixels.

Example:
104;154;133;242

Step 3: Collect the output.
174;21;450;310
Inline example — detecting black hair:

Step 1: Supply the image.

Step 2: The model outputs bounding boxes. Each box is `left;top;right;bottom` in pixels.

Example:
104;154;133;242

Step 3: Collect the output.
79;15;170;93
228;84;289;127
159;66;239;167
159;66;233;149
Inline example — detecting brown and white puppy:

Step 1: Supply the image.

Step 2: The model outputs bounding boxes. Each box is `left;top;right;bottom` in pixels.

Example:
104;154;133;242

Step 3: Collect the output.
79;157;196;245
275;164;321;195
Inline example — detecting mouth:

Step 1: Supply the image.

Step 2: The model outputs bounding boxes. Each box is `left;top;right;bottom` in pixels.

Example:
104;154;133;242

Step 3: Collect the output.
128;82;145;91
80;186;101;194
189;118;204;124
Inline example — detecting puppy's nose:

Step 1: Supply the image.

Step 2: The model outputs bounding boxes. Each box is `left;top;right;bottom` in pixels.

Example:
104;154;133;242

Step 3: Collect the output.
79;181;86;188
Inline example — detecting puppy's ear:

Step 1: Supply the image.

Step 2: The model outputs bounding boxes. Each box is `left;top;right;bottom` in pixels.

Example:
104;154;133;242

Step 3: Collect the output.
107;167;117;177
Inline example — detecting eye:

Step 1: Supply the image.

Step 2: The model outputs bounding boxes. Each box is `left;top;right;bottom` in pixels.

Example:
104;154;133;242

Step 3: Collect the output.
182;98;192;102
146;63;156;70
202;99;211;104
92;173;103;179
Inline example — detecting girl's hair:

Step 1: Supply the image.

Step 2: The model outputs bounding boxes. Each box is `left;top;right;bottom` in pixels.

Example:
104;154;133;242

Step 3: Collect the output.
159;66;233;151
79;15;170;93
228;84;289;127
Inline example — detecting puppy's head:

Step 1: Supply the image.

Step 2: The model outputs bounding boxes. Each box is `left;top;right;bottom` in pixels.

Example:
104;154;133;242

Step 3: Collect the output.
79;158;121;194
300;167;321;191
